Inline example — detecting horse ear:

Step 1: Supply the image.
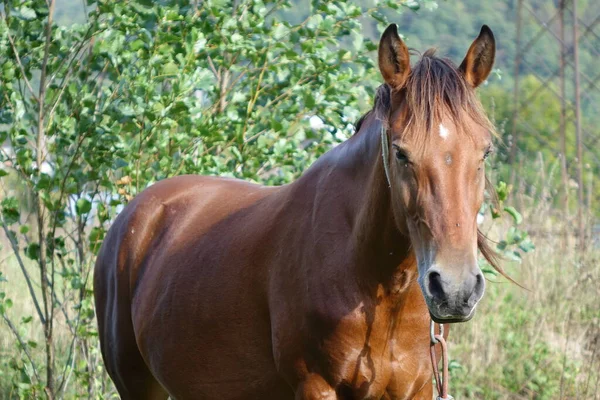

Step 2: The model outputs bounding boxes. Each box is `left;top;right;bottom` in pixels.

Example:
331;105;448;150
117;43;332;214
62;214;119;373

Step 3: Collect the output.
459;25;496;88
378;24;411;90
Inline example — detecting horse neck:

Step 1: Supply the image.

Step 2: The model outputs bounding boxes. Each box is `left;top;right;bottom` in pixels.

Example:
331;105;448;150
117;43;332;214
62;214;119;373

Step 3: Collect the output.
293;112;413;284
348;114;412;280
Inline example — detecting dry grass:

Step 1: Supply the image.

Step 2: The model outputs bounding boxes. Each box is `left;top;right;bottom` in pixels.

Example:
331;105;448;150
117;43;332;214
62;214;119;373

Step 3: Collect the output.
451;229;599;399
0;244;112;399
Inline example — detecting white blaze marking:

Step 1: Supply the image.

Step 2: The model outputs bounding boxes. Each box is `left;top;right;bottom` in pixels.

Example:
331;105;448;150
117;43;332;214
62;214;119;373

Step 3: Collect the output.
439;123;450;140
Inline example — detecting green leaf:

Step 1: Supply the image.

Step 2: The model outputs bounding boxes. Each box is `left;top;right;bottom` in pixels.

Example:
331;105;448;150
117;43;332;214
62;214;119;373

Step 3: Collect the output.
403;0;421;10
15;7;37;20
481;266;499;276
273;24;289;40
37;173;53;190
519;238;536;253
113;158;129;170
193;35;207;54
1;197;20;225
25;243;40;261
162;62;179;76
89;227;105;255
71;276;83;290
130;1;154;15
495;181;509;202
503;206;523;225
76;198;92;215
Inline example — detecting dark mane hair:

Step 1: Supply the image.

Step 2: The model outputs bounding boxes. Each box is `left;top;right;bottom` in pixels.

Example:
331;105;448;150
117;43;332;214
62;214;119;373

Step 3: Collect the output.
355;49;513;282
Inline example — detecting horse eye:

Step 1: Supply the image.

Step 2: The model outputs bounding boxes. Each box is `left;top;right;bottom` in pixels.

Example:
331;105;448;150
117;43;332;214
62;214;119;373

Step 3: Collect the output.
396;150;409;163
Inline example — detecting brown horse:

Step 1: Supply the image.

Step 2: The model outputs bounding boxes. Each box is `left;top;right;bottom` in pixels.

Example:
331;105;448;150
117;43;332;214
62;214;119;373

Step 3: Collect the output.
94;24;497;399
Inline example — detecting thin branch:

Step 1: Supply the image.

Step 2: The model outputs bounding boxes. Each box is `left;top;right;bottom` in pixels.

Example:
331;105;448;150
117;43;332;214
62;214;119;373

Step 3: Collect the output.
263;0;286;19
206;55;219;80
46;23;96;88
242;49;270;142
3;25;39;104
0;217;46;324
37;2;56;397
45;40;96;130
56;338;78;396
55;224;100;396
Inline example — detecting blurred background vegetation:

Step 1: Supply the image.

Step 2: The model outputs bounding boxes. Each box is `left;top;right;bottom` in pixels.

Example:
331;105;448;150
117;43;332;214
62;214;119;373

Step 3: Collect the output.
0;0;598;398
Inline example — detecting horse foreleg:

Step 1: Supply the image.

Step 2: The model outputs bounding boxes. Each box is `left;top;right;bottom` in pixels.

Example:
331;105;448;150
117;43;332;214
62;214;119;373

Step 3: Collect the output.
410;379;433;399
295;373;337;400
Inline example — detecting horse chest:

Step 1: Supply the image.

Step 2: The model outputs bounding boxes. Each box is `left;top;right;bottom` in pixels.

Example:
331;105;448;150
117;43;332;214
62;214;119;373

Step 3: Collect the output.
302;284;432;399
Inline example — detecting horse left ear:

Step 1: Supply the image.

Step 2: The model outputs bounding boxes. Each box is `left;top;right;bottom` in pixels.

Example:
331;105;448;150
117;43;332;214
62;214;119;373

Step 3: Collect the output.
378;24;411;90
459;25;495;88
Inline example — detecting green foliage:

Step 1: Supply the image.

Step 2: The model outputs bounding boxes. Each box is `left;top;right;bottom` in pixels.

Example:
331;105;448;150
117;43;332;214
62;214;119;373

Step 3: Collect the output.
478;180;534;278
1;197;20;225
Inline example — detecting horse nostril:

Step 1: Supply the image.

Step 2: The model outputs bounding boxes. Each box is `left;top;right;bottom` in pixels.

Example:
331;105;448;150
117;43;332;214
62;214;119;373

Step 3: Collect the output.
473;272;485;298
464;272;485;305
427;271;445;301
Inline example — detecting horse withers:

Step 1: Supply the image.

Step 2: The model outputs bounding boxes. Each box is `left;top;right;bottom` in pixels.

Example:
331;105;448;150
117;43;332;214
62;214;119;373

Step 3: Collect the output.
94;24;498;399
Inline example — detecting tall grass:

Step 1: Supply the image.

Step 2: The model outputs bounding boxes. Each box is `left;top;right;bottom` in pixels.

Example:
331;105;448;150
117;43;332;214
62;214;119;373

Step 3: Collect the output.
451;235;599;399
0;253;115;398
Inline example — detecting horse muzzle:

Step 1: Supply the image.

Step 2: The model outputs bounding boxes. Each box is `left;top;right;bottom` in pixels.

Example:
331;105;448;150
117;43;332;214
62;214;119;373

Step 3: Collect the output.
419;265;485;323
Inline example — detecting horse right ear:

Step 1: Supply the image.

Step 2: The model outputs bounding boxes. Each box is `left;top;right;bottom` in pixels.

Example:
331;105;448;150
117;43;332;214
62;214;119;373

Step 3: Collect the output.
378;24;411;90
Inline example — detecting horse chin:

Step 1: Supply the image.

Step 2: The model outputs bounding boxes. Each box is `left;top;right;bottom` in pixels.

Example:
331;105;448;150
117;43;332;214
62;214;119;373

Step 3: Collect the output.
428;304;477;324
429;312;475;324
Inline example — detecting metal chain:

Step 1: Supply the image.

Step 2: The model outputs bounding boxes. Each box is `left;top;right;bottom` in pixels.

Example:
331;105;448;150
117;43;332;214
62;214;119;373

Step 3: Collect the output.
430;320;453;400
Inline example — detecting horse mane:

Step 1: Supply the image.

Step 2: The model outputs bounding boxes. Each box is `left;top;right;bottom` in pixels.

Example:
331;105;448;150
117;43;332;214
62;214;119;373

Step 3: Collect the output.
354;48;510;281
